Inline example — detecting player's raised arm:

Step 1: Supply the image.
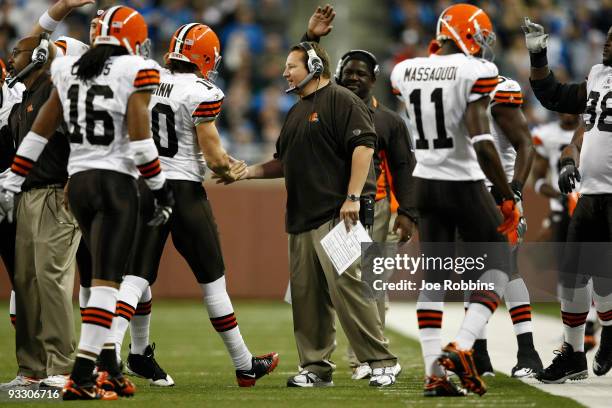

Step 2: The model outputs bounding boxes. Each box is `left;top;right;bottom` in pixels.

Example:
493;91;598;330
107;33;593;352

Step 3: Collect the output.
30;0;95;37
522;17;587;113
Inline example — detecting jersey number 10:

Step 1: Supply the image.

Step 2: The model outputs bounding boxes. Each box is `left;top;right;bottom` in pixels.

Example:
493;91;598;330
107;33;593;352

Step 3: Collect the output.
409;88;453;150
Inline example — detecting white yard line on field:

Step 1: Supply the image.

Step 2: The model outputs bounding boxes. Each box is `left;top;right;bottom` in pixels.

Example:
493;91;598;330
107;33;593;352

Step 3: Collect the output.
386;302;612;408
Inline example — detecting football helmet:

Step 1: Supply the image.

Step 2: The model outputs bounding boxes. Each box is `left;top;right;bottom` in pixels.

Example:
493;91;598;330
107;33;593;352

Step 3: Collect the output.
436;3;496;60
93;6;150;57
167;23;221;81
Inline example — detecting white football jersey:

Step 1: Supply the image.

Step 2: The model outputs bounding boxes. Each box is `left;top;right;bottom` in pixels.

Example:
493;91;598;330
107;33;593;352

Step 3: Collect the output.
485;76;524;186
51;54;160;177
0;82;25;131
579;63;612;194
54;36;89;57
150;70;224;182
532;121;576;211
391;53;498;181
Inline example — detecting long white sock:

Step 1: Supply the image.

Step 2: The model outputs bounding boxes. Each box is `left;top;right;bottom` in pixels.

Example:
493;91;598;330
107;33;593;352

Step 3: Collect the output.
593;290;612;327
9;290;15;328
202;276;252;371
560;285;591;352
416;300;444;377
130;286;152;355
111;275;149;361
78;286;118;360
505;278;533;336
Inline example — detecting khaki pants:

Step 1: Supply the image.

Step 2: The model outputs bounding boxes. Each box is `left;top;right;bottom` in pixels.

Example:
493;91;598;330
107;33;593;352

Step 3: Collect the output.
14;187;81;378
289;219;396;380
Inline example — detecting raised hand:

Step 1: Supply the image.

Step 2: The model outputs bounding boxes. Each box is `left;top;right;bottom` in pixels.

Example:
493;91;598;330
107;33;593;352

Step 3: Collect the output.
521;17;549;52
307;4;336;40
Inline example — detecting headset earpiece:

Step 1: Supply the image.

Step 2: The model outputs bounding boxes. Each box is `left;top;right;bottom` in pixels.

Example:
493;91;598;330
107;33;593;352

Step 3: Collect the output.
299;42;323;76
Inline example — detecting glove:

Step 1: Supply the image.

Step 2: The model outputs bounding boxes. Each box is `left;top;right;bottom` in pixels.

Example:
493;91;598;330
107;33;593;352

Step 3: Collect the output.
498;198;520;236
558;158;580;194
521;17;548;53
0;188;15;223
147;182;175;227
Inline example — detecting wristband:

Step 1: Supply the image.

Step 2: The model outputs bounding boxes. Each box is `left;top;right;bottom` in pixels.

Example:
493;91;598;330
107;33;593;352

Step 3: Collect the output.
470;134;494;145
39;11;61;32
529;48;548;68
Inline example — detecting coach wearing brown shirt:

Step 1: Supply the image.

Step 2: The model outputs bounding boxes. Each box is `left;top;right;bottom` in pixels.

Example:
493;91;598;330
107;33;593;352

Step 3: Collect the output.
220;41;397;387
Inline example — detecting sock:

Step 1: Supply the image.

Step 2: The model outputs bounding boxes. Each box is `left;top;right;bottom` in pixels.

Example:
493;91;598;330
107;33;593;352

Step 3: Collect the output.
456;290;502;350
73;286;118;383
79;285;91;318
9;290;15;328
594;290;612;326
416;300;445;377
560;285;591;352
505;278;534;339
202;276;252;371
130;286;152;355
111;276;148;361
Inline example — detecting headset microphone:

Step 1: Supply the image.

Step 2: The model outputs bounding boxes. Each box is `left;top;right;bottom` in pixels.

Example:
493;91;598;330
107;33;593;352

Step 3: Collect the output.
285;71;316;94
8;32;50;88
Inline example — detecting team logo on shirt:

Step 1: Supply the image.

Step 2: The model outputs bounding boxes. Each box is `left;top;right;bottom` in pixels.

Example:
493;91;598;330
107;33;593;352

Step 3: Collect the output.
309;112;319;123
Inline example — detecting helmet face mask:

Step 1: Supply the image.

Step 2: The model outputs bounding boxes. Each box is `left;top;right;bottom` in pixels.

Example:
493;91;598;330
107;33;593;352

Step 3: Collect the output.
435;3;496;61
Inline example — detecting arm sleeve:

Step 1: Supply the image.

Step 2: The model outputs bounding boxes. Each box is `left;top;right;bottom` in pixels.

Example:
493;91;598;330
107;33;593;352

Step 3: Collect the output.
190;86;225;125
530;71;587;114
386;114;418;221
132;59;160;93
466;59;499;103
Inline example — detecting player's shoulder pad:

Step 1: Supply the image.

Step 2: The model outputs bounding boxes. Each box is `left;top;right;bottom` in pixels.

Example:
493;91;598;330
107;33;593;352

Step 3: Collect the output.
128;57;161;91
587;63;605;81
54;36;89;57
50;55;78;79
194;78;224;102
495;76;522;93
490;76;523;106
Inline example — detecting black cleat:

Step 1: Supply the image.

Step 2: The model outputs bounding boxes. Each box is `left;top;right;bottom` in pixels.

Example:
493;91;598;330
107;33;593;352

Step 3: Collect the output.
593;326;612;376
535;343;587;383
126;343;175;387
423;375;467;397
512;348;544;378
473;339;495;377
236;352;279;387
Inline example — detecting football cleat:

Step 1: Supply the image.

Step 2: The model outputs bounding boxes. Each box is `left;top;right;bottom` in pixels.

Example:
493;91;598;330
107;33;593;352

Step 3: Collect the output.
287;370;333;387
438;342;486;396
512;349;543;378
96;371;136;397
126;344;175;387
62;378;118;401
473;339;495;377
593;326;612;376
585;321;598;353
535;343;587;383
423;375;467;397
236;352;279;387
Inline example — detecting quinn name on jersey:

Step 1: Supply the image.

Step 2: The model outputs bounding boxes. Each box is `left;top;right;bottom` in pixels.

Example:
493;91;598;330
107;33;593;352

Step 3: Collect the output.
391;53;498;181
150;69;224;182
51;54;160;177
579;63;612;194
485;76;524;186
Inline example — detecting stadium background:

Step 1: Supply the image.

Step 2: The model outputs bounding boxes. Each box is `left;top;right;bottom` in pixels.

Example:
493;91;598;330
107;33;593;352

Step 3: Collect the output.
0;0;610;299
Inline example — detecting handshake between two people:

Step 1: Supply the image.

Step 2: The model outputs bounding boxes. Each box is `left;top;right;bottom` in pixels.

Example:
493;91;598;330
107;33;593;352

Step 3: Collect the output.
212;156;249;185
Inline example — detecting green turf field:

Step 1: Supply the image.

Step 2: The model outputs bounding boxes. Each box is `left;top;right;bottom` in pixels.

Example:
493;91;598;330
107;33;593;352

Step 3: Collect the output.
0;300;582;407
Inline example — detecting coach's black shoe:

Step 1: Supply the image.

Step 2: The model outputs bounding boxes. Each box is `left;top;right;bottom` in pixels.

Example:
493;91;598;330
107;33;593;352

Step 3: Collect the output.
236;352;279;387
512;348;543;378
473;339;495;377
423;375;467;397
585;321;598;352
126;344;175;387
593;326;612;376
535;343;587;383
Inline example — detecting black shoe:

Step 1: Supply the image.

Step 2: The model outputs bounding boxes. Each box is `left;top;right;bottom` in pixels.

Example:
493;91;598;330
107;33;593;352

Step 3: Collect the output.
593;326;612;376
423;375;467;397
473;339;495;377
535;343;587;384
126;343;175;387
236;352;279;387
512;348;544;378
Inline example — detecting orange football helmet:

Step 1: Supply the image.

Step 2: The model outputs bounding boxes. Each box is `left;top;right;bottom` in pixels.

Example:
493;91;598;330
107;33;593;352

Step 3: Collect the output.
93;6;150;57
436;3;496;60
0;58;6;85
167;23;221;81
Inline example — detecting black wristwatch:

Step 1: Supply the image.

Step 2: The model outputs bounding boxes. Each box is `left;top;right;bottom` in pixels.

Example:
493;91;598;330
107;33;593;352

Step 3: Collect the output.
347;194;360;202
